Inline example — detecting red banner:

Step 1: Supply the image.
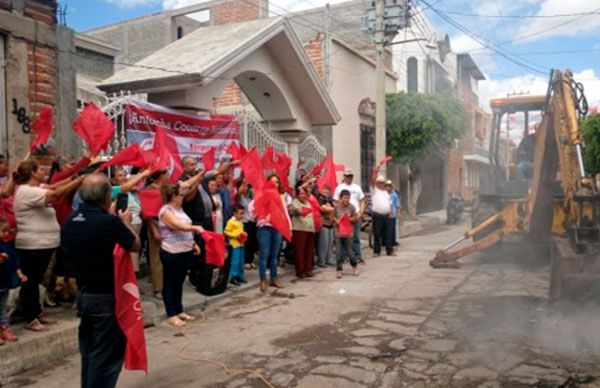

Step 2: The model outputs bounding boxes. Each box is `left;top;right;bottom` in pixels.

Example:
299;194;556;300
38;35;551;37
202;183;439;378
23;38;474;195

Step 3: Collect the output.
124;99;240;167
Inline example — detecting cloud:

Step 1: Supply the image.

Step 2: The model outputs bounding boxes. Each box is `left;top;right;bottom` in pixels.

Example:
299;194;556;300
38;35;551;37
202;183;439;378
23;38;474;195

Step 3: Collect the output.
162;0;207;10
515;0;600;42
103;0;160;9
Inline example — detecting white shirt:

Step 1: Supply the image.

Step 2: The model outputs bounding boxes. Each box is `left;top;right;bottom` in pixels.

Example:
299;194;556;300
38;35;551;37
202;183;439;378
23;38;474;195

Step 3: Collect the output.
333;182;365;212
371;187;391;215
14;185;61;249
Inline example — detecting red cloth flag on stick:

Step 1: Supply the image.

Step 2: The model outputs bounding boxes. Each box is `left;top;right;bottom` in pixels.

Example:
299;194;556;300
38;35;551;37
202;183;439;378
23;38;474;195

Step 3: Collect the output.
300;207;312;217
310;158;328;177
338;214;353;238
308;194;322;232
201;147;216;171
317;156;338;192
240;148;266;192
201;231;227;268
261;146;277;171
72;102;115;156
139;188;163;219
113;245;148;373
30;108;53;151
254;181;292;242
226;143;241;161
99;144;148;170
274;151;292;194
239;144;248;157
151;127;183;182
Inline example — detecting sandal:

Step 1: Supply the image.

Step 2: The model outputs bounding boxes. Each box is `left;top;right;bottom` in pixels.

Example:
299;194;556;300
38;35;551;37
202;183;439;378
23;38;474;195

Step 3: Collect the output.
38;314;58;325
178;312;196;321
25;319;49;332
167;317;187;327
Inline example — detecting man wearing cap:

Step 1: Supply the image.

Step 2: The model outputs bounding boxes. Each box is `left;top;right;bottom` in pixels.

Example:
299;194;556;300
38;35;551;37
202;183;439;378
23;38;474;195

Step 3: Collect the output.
333;169;365;264
386;180;400;248
371;166;394;257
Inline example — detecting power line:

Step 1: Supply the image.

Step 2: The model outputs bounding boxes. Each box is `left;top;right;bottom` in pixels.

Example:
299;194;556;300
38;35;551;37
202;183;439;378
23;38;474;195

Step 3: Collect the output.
433;9;600;19
419;0;548;75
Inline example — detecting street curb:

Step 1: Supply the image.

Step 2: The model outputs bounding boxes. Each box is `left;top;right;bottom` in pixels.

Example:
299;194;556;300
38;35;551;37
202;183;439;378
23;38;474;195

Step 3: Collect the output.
399;211;446;238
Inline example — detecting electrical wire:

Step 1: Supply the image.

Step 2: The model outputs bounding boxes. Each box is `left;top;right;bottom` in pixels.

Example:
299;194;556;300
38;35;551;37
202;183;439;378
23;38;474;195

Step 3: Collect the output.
433;8;600;19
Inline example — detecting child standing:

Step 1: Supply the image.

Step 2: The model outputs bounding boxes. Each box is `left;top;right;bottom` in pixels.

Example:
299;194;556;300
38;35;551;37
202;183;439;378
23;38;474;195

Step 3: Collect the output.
334;190;360;279
0;219;27;344
225;205;247;286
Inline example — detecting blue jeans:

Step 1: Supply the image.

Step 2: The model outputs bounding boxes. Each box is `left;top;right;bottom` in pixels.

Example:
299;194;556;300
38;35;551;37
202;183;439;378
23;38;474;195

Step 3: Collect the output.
0;289;8;327
229;247;245;281
339;222;362;261
257;226;282;281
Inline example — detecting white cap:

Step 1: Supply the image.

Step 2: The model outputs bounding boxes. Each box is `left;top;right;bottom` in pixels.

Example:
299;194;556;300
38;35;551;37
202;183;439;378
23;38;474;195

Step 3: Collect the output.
375;175;386;183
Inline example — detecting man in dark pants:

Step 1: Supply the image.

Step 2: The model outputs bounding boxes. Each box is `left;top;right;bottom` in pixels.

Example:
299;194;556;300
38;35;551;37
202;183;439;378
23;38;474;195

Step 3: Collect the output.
62;173;140;388
370;173;394;257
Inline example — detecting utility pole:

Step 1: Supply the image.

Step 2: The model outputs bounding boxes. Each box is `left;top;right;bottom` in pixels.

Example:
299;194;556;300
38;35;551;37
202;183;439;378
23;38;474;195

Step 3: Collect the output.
375;0;386;175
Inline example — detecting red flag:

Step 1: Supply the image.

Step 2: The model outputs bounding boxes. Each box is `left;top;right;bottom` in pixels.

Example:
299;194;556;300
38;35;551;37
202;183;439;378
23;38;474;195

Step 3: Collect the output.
310;158;328;177
261;146;277;171
201;231;226;268
201;147;216;171
139;188;163;219
113;245;148;372
238;232;248;244
308;194;322;232
300;207;312;217
239;144;248;157
274;151;292;194
254;181;292;242
226;143;241;160
30;108;53;151
338;214;353;237
335;163;346;172
99;144;148;170
379;156;393;165
317;156;338;192
72;102;115;156
240;148;266;192
151;127;183;183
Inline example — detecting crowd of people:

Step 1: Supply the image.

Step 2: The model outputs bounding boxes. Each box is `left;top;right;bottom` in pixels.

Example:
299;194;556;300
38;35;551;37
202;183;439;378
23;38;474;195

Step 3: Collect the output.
0;147;401;386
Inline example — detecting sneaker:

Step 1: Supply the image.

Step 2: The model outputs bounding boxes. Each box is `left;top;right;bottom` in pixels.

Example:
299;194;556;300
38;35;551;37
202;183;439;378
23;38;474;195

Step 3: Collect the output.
25;319;48;332
0;327;18;342
316;263;326;268
336;271;342;279
239;277;248;284
230;279;241;286
325;262;335;267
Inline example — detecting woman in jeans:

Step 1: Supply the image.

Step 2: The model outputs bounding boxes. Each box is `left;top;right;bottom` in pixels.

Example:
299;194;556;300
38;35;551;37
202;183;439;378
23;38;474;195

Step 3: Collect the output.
13;160;82;332
158;182;204;327
249;174;289;293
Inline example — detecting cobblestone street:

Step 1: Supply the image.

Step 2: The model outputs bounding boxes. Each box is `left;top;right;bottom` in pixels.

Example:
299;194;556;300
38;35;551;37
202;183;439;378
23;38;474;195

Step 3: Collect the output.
7;223;600;388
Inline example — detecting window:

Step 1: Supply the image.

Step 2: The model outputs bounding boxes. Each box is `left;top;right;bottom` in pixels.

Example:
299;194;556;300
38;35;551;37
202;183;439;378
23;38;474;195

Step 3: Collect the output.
177;26;184;40
407;57;418;92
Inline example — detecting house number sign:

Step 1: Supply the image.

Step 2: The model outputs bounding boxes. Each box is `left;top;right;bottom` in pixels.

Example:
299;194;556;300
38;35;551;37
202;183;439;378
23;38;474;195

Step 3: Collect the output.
11;99;31;134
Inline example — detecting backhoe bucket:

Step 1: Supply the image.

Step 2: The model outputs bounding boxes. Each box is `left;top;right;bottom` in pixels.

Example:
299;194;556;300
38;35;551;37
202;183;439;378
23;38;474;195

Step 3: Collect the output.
550;237;600;302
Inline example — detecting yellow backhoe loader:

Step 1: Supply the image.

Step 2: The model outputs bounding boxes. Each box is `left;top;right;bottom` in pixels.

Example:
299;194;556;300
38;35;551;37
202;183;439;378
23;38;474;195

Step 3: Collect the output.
430;69;600;301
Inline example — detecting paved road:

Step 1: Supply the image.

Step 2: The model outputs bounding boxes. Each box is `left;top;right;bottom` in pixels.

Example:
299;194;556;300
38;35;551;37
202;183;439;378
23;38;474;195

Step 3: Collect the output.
7;223;600;387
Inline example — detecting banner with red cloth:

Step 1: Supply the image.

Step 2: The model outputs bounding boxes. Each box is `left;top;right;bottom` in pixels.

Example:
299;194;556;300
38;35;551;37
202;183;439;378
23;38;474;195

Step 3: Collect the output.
113;245;148;373
73;102;116;156
338;214;353;238
124;99;239;168
201;231;227;268
30;108;53;151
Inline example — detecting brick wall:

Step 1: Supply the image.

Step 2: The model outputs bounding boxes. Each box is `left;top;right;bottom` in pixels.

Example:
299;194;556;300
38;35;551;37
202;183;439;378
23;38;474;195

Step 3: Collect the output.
213;80;244;109
211;0;261;26
26;2;57;119
304;34;324;79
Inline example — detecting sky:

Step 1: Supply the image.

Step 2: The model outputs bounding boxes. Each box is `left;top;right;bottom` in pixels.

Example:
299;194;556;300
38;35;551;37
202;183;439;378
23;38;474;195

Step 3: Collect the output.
65;0;600;122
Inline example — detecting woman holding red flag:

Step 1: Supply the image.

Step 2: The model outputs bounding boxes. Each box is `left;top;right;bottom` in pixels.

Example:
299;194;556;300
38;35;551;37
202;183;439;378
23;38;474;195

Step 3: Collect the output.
13;160;83;331
249;174;289;292
290;187;316;279
158;182;204;327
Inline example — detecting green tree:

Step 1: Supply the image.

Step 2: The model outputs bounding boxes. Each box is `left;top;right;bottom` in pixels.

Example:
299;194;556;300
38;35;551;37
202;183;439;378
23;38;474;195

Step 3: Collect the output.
386;92;468;164
582;113;600;176
386;92;468;215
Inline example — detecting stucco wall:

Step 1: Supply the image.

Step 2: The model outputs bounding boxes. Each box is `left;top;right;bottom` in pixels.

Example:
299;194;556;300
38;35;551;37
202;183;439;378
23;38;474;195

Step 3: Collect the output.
329;40;396;186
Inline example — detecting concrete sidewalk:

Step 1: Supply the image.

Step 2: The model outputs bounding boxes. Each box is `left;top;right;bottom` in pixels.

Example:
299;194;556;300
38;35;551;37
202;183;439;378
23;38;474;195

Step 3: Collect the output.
399;209;447;238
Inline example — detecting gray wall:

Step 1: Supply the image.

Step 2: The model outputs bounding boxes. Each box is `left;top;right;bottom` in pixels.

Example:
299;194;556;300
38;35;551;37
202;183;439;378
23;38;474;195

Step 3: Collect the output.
75;47;115;81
